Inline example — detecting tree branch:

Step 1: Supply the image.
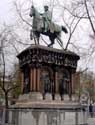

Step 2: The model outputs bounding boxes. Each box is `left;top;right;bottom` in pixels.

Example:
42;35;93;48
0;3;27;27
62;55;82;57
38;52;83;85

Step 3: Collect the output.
14;2;32;27
7;85;19;93
65;17;82;50
2;51;6;91
84;0;95;35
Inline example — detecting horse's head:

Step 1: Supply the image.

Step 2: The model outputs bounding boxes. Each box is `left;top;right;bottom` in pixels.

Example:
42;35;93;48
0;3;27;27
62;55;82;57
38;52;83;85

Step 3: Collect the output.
29;5;35;17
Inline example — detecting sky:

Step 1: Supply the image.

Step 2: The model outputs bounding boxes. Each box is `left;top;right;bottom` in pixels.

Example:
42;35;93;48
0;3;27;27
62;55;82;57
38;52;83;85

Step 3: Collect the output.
0;0;14;24
0;0;95;73
0;0;71;23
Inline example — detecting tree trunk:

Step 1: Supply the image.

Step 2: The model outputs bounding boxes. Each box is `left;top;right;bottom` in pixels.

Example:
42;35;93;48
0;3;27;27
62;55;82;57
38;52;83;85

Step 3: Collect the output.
5;92;9;123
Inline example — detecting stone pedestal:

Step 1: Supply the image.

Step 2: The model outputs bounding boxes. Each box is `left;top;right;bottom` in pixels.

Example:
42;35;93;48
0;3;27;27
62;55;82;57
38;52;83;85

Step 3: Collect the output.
45;93;52;101
29;92;43;101
10;45;82;125
18;92;43;102
9;102;88;125
17;45;80;100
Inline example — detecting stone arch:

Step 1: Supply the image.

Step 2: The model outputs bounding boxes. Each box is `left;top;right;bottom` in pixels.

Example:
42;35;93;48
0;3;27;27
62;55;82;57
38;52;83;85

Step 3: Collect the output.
40;66;53;97
23;66;30;93
57;68;70;99
63;69;70;94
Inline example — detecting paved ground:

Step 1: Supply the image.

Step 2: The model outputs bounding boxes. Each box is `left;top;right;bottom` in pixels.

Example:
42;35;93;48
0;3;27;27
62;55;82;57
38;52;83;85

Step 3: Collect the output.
0;119;95;125
87;117;95;125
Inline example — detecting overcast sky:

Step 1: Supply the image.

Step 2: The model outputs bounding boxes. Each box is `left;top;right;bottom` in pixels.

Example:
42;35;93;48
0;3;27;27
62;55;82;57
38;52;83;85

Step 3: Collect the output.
0;0;70;23
0;0;95;73
0;0;13;24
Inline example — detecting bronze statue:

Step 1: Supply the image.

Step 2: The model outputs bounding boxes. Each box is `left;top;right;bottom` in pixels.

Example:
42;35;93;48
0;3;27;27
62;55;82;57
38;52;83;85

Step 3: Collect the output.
41;5;54;33
29;5;68;47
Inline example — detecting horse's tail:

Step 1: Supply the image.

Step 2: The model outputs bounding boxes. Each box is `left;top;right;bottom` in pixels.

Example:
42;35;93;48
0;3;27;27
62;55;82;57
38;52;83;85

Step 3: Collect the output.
62;26;68;33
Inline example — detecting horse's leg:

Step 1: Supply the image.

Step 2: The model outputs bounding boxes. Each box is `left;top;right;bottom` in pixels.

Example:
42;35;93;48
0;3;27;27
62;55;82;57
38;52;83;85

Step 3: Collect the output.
37;33;40;45
30;29;33;40
34;36;37;45
31;31;36;44
48;36;54;47
34;32;40;45
33;35;37;45
62;26;68;33
56;35;64;49
30;30;39;45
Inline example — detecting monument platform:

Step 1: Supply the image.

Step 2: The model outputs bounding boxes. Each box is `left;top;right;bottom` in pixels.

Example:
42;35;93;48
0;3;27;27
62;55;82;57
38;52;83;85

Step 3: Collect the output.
9;98;87;125
15;92;80;109
7;45;87;125
17;45;80;101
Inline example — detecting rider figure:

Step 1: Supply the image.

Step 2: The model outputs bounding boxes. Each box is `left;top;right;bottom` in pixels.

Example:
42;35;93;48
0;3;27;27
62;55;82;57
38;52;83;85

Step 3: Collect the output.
41;5;54;33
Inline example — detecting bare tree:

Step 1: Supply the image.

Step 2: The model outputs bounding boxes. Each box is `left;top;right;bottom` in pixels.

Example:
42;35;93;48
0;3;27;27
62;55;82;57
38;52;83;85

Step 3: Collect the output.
13;0;83;50
56;0;95;70
9;0;95;100
0;25;20;123
80;70;95;102
67;0;95;35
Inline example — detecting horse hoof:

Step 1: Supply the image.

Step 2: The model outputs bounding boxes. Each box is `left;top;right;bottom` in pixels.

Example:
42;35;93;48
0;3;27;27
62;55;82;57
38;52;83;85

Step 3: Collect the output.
48;45;53;48
48;44;50;47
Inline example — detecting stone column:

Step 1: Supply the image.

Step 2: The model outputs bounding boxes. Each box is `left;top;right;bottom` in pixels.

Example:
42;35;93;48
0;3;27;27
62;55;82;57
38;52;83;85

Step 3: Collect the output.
30;67;37;92
57;110;61;125
52;68;56;100
75;111;78;125
54;66;59;94
33;67;41;92
46;112;52;125
83;110;88;124
11;110;19;125
55;72;58;93
15;110;19;125
21;71;24;93
37;68;40;91
30;66;42;100
69;70;72;100
30;68;33;91
32;110;40;125
55;71;60;100
33;68;36;91
18;111;22;125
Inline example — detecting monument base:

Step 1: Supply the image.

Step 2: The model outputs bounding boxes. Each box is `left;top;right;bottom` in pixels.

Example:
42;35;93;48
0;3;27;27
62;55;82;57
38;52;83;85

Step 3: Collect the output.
18;92;43;101
9;100;88;125
17;92;73;103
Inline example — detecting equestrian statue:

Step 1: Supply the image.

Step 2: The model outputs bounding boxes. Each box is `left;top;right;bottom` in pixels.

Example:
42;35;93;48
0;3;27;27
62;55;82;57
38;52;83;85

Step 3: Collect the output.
29;5;68;48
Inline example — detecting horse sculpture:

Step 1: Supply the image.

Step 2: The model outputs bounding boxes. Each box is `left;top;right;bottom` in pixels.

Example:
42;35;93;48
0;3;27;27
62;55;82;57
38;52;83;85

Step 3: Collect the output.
29;6;68;47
